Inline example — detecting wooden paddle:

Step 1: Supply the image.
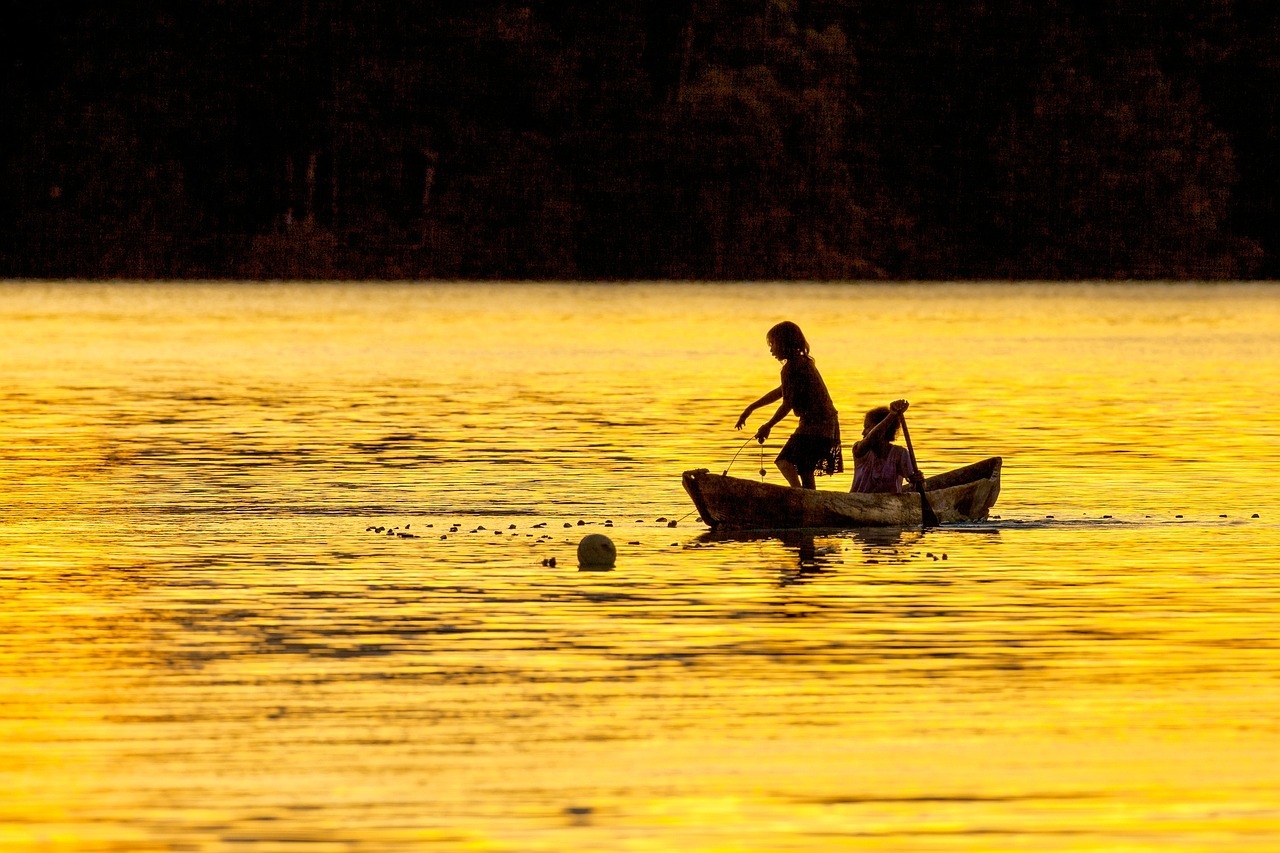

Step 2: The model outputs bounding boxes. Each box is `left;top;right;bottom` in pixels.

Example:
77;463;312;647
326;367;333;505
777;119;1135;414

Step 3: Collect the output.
898;413;940;528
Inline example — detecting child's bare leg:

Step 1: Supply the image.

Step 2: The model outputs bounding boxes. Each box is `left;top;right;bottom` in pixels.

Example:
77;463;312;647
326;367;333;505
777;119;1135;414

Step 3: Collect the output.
800;469;817;490
776;459;802;488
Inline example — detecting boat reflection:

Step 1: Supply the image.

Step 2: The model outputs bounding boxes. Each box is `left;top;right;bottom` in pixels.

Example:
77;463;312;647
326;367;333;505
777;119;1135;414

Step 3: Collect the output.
695;524;1002;584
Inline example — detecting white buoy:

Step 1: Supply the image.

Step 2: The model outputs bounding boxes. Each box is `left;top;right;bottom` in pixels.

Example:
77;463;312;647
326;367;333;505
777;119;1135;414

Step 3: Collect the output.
577;533;616;568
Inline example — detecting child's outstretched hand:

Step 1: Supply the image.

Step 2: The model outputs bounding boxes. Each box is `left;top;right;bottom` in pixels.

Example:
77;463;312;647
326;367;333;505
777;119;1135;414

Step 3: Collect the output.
735;411;750;430
890;399;910;414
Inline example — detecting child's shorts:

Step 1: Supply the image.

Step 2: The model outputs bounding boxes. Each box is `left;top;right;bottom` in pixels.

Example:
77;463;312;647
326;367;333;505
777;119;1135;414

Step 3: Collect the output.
778;432;843;476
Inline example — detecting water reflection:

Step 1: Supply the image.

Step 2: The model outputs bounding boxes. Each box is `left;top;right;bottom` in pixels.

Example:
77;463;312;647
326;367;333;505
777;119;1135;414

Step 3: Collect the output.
1;282;1278;852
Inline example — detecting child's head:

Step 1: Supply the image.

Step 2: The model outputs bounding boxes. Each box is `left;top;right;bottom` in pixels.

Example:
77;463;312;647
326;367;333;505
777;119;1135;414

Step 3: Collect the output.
863;406;900;440
766;321;810;358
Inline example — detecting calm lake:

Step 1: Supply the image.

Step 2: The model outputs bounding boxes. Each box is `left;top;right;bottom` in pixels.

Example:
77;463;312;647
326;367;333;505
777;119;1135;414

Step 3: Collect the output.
1;281;1278;851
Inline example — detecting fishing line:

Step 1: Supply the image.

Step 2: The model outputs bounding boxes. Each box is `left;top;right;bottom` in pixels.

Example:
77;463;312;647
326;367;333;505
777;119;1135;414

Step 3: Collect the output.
723;434;770;482
673;508;698;524
722;435;757;476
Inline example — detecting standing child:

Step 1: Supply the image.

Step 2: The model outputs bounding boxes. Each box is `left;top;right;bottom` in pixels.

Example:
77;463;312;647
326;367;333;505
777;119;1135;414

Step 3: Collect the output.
851;399;923;493
735;321;842;489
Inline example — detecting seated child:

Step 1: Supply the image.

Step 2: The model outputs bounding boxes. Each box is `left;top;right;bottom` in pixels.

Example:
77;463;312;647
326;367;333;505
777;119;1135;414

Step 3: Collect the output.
850;399;922;494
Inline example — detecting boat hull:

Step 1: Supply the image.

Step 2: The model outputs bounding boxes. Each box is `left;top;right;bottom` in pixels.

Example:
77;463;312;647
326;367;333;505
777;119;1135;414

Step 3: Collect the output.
683;457;1001;530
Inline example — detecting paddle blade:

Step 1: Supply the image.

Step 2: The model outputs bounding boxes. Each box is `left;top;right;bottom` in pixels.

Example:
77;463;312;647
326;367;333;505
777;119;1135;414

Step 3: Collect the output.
917;483;940;528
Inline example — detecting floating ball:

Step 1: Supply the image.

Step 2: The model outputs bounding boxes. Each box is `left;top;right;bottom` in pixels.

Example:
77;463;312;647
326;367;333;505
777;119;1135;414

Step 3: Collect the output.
577;533;616;568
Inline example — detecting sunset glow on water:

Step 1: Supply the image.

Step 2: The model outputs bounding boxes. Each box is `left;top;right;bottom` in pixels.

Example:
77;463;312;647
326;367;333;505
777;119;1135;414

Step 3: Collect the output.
1;282;1278;851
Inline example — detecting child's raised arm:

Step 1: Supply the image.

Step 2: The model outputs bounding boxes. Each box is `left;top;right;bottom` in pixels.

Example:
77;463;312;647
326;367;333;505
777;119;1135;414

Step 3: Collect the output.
853;399;909;457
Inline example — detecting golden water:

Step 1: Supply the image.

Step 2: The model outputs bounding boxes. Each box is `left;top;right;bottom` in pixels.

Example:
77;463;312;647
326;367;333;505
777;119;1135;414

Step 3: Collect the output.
1;282;1278;851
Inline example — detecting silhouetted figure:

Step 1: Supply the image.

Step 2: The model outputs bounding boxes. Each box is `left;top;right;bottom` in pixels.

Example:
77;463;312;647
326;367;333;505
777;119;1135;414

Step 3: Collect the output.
851;399;924;494
735;321;842;489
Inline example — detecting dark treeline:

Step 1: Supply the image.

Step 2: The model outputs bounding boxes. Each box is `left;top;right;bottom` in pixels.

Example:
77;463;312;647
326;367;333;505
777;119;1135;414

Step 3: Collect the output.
5;0;1279;280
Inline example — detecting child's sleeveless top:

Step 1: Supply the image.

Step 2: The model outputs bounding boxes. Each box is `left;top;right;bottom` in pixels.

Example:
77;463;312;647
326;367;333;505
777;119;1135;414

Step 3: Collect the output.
852;445;912;493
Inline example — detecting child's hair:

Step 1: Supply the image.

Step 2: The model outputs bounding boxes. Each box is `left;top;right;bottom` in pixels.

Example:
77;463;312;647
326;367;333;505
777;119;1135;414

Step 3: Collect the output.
766;321;810;356
864;406;900;440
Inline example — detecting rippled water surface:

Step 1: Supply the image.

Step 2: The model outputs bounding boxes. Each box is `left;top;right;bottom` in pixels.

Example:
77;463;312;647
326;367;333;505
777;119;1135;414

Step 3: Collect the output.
2;282;1279;851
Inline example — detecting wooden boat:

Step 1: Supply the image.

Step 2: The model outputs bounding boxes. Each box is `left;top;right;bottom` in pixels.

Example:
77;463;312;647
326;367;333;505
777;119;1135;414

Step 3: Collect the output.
682;457;1002;530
